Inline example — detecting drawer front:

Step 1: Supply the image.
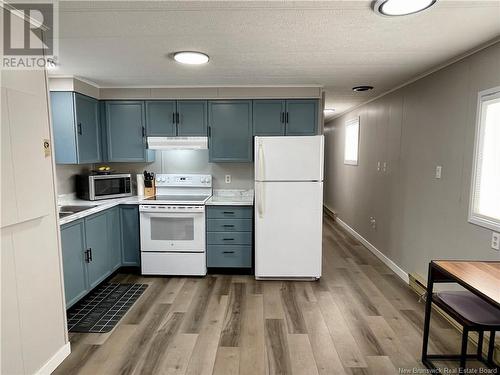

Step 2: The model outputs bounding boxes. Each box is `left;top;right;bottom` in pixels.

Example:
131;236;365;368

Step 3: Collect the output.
207;231;252;245
207;245;252;268
207;206;253;219
207;219;252;232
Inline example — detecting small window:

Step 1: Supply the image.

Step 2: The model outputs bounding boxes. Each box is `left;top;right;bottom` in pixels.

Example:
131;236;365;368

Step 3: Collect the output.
469;86;500;232
344;117;360;165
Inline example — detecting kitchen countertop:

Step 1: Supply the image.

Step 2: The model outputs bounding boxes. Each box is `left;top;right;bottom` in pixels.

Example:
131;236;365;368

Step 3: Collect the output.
206;189;254;206
58;195;144;225
58;189;254;225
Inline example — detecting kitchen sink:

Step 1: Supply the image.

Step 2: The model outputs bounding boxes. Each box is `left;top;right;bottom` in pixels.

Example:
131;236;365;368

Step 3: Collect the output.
59;205;97;218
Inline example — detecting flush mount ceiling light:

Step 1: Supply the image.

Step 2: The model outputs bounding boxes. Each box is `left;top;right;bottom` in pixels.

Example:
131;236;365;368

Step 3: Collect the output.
352;85;374;92
373;0;437;16
173;51;209;65
323;109;336;115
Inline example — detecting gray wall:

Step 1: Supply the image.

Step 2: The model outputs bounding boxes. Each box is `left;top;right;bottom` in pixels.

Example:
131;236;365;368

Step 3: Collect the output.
324;42;500;279
56;150;254;196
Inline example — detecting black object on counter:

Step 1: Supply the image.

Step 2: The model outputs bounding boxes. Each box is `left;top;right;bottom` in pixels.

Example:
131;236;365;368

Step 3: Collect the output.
143;170;154;188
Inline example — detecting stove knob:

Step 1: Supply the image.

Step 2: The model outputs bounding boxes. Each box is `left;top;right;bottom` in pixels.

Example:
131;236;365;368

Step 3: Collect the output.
161;177;166;182
200;177;206;183
206;177;211;184
156;177;161;182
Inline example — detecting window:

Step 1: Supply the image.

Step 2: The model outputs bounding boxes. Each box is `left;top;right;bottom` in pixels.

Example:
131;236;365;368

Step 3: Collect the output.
344;117;360;165
469;86;500;232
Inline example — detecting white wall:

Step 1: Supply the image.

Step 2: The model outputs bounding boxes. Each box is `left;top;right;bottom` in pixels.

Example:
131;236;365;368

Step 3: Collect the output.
324;42;500;279
56;150;254;196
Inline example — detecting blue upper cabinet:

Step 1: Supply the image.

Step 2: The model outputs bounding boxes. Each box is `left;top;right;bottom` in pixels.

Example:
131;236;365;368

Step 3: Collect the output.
104;101;155;162
285;99;318;135
253;100;286;136
50;92;101;164
208;100;253;163
145;100;207;137
177;100;208;136
145;100;176;136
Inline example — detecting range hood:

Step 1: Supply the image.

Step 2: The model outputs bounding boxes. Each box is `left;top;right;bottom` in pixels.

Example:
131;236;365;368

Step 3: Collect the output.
147;137;208;150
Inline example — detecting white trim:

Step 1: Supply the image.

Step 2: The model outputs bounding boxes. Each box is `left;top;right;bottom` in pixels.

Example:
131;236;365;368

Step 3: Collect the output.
468;86;500;233
35;342;71;375
335;216;410;284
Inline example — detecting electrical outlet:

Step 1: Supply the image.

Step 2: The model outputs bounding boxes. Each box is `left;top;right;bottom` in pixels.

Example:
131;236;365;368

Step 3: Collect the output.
492;232;500;251
225;174;231;184
435;165;442;179
382;162;387;173
377;161;381;171
370;216;377;230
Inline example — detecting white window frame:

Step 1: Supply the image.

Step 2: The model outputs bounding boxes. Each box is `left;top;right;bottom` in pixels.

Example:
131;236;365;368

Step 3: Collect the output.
344;117;360;166
468;86;500;232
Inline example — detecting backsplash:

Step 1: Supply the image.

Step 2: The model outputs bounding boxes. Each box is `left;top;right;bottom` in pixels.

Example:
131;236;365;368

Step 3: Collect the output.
55;150;254;196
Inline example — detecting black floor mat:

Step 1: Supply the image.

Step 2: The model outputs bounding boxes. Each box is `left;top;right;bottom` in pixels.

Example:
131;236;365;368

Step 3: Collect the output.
67;283;148;333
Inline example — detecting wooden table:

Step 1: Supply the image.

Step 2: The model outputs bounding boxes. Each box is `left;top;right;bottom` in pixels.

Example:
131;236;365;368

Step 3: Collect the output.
421;260;500;369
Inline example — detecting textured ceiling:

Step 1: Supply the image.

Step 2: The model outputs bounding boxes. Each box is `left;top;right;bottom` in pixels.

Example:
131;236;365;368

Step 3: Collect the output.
51;0;500;118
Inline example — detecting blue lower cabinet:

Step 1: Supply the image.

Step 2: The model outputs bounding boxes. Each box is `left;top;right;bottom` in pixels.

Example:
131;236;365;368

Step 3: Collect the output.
207;219;252;232
206;205;253;269
207;245;252;268
108;206;122;271
85;211;111;289
60;219;88;308
120;205;141;266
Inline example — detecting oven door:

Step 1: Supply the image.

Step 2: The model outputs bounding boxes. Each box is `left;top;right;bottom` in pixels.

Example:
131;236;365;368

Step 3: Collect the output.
139;206;205;252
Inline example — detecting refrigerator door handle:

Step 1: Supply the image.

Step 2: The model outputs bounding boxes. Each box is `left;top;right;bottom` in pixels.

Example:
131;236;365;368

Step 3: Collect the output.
257;182;265;218
258;139;265;181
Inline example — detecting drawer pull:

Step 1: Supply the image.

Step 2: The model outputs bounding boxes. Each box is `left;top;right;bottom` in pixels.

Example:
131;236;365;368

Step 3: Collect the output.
222;224;234;227
223;211;235;214
223;238;235;241
223;251;235;254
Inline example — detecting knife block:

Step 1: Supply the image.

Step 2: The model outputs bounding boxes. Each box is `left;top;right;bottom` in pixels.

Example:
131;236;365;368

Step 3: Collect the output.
144;180;155;197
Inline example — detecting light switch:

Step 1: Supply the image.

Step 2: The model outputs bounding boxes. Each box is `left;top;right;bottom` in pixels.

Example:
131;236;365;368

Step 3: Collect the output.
225;175;231;184
492;232;500;251
435;165;442;179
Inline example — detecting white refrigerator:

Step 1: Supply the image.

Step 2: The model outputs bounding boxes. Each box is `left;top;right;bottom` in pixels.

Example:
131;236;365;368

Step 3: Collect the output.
254;135;324;280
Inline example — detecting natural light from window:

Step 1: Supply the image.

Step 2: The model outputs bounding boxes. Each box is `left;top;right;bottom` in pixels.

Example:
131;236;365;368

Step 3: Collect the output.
344;117;360;166
469;87;500;231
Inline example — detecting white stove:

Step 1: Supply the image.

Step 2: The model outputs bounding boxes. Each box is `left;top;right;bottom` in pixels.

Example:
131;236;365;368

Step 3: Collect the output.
139;174;212;276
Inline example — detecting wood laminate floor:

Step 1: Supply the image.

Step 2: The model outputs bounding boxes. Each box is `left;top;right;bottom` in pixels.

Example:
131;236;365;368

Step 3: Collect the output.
54;216;478;375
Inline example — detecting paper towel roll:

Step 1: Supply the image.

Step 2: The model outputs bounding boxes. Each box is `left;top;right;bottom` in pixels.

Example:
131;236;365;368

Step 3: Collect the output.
136;174;144;196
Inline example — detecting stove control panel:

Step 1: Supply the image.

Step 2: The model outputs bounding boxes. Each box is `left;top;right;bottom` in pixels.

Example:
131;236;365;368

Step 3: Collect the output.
154;174;212;187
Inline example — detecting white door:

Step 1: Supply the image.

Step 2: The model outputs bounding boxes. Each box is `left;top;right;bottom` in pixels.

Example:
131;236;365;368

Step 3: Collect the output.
255;136;324;182
255;181;323;278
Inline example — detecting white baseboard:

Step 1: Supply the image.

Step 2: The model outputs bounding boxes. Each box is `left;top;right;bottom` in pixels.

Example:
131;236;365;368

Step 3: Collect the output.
334;216;410;284
35;342;71;375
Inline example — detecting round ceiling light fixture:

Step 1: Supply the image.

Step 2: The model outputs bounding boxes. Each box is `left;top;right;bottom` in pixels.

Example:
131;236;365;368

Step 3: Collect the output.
323;109;336;115
173;51;209;65
373;0;437;16
352;85;374;92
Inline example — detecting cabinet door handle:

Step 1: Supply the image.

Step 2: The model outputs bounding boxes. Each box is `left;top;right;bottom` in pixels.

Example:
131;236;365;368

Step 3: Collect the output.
223;251;235;254
223;238;235;241
84;249;90;263
89;248;93;262
176;112;180;124
223;211;234;214
77;123;82;135
172;112;176;124
142;126;146;137
286;112;289;123
222;224;234;227
208;126;211;137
